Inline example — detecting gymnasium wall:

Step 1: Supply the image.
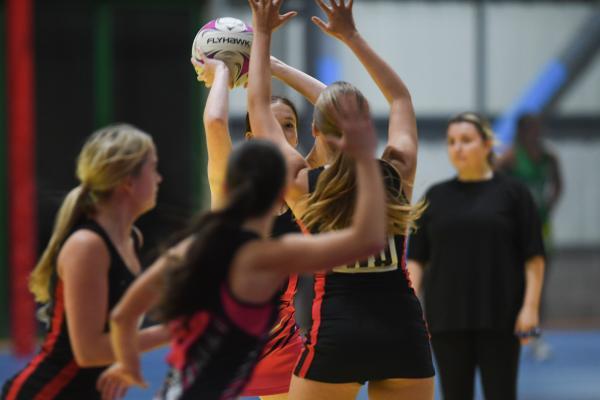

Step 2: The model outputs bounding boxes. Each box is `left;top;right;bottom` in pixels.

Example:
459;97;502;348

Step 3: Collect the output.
223;1;600;117
221;1;600;247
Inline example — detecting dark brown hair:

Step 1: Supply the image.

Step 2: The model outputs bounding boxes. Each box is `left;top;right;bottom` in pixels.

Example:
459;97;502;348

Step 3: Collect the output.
245;95;299;134
155;140;286;321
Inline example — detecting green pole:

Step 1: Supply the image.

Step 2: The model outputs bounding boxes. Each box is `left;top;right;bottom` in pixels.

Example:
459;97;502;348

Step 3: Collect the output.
190;5;208;211
0;3;9;338
93;3;113;128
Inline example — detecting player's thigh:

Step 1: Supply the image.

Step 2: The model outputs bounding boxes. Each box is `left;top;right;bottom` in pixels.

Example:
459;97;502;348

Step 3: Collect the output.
368;377;434;400
288;375;361;400
260;394;289;400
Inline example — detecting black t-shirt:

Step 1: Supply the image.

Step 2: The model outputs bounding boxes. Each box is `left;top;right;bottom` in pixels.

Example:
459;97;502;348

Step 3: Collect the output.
408;173;545;333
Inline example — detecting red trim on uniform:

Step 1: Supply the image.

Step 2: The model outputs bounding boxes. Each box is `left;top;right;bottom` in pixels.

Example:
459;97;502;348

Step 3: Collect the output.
400;236;408;271
167;312;212;370
279;217;302;303
33;361;79;400
281;274;298;304
295;219;310;235
297;273;326;378
6;283;67;400
400;236;430;337
400;236;413;285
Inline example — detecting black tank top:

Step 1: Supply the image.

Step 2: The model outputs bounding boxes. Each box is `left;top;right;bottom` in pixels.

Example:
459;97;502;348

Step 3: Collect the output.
271;207;302;302
1;219;140;400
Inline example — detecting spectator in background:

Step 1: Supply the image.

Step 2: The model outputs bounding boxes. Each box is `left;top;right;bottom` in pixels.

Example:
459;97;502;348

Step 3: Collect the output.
497;113;563;360
407;112;546;400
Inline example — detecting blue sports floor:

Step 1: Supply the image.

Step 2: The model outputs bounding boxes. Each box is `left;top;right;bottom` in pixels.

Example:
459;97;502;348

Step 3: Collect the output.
1;330;599;399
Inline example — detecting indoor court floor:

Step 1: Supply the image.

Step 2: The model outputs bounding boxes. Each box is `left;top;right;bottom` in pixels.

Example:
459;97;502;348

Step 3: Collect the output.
1;330;599;399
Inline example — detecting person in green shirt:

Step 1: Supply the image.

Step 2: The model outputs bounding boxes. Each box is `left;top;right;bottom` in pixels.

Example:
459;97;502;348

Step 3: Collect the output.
497;113;563;360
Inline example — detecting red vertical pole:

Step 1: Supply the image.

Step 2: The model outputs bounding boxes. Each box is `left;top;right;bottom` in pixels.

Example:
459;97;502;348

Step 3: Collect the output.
7;0;36;355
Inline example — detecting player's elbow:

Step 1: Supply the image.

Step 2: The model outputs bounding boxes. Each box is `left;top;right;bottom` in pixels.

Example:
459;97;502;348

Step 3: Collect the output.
203;115;228;132
74;355;97;367
110;306;128;327
391;91;412;106
72;347;106;367
247;96;270;116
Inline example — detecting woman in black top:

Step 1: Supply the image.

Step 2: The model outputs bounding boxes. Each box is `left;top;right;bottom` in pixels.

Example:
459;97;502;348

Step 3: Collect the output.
1;125;169;400
407;112;546;400
96;97;387;399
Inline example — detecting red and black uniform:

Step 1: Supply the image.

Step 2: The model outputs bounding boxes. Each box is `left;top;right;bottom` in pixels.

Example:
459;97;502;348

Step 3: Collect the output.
1;219;140;400
241;208;304;396
156;228;279;400
293;163;435;383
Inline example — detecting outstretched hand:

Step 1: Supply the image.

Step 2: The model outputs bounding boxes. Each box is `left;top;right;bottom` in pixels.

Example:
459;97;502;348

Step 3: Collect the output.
325;94;377;160
248;0;297;34
312;0;357;42
191;54;231;89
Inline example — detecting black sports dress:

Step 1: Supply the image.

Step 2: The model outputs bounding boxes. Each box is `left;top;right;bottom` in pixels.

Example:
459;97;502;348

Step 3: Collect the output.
293;162;435;383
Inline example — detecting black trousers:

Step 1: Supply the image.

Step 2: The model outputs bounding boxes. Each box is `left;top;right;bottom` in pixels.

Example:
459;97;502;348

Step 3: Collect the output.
431;330;520;400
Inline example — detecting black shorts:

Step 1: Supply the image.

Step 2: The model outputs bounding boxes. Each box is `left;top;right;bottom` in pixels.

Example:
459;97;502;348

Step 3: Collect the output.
294;269;435;383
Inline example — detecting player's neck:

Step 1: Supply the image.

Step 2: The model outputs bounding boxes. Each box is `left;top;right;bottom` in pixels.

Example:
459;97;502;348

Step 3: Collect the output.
93;205;135;244
457;166;493;182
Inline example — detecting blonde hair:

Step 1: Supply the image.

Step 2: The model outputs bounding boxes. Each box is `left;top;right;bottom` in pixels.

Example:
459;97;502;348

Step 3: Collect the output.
448;112;497;165
29;124;154;303
301;82;426;235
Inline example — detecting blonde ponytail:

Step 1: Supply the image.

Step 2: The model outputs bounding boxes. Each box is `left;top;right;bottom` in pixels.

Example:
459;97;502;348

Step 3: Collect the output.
29;186;93;302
